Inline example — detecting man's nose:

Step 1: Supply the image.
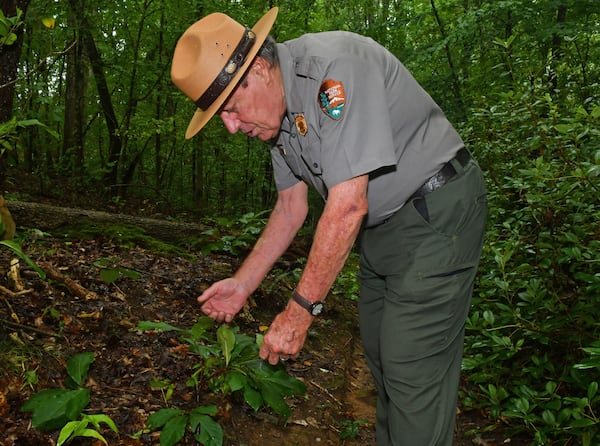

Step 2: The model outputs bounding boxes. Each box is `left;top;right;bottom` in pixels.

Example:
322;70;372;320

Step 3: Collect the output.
220;112;240;134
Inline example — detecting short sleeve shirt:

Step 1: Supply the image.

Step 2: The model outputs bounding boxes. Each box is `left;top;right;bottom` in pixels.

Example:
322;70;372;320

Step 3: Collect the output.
271;32;465;227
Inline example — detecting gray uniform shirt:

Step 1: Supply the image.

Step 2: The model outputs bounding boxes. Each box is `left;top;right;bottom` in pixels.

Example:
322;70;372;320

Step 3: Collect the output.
271;32;465;227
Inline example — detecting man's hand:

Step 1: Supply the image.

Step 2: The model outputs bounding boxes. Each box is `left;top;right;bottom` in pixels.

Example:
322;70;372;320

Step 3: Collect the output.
197;278;249;323
259;301;313;364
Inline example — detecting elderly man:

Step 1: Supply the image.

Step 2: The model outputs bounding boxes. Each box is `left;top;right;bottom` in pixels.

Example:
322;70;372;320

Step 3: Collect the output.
171;7;487;445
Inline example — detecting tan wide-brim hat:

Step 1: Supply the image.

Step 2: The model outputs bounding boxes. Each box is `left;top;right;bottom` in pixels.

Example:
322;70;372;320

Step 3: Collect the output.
171;7;278;139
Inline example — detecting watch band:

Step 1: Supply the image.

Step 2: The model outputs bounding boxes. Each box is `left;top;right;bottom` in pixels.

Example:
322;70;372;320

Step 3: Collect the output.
292;289;324;316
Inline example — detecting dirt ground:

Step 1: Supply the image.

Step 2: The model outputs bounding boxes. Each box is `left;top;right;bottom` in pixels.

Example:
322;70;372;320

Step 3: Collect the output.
0;229;532;446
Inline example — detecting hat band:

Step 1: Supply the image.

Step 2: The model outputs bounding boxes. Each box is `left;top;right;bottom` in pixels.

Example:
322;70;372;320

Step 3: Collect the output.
195;28;256;111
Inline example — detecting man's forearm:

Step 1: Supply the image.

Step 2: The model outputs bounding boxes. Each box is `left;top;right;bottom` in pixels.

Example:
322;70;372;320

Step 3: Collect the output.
296;176;368;303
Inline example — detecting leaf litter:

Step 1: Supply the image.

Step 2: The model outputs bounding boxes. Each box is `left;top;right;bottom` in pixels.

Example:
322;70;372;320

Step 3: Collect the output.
0;232;531;445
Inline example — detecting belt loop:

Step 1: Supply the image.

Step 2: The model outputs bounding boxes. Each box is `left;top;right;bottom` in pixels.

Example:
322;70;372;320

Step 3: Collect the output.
450;147;470;175
449;157;465;175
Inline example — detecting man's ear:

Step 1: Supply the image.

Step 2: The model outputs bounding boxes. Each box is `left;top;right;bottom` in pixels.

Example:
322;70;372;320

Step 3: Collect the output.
250;57;270;80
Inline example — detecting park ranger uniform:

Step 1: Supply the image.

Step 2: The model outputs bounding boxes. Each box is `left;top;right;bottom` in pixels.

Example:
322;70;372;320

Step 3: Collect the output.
271;31;487;446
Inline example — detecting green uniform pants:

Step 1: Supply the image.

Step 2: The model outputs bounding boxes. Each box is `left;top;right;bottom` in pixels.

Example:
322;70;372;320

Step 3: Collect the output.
358;156;487;445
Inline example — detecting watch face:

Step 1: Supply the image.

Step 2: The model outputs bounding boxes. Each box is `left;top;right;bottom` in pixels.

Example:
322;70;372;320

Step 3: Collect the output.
310;303;324;316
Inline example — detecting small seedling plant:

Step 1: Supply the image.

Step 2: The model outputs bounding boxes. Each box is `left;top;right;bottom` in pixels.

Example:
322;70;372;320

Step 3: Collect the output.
20;352;118;445
136;317;307;446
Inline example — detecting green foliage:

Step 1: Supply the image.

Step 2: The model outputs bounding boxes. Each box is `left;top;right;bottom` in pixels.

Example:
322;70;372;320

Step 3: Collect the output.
574;341;600;370
137;317;306;429
20;352;118;443
147;406;223;446
0;117;59;158
57;414;118;446
339;419;369;440
198;211;268;255
332;252;361;300
20;352;116;445
461;77;600;444
93;256;142;284
0;7;22;46
21;388;90;431
5;1;599;444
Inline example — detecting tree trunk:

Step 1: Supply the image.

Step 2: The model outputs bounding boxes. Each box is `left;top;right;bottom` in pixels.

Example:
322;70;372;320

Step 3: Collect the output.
429;0;465;119
67;0;122;188
549;3;568;93
63;0;86;178
0;0;30;191
7;200;207;242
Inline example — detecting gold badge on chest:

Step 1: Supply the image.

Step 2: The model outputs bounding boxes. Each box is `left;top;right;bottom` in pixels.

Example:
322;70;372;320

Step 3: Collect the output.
294;113;308;136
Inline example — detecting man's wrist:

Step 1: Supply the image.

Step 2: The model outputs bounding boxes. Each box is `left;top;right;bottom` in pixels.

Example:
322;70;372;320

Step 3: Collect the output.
291;289;324;317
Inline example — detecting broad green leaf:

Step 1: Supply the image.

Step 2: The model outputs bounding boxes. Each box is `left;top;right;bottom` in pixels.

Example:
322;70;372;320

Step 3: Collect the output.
160;414;188;446
189;405;218;431
259;384;290;418
58;421;108;446
262;369;307;396
71;428;107;444
554;124;572;134
100;268;120;284
119;266;141;280
225;371;246;392
57;420;84;446
66;352;94;386
146;408;184;429
21;388;90;431
85;414;118;432
217;325;235;366
195;414;223;446
189;317;215;337
136;321;182;333
569;418;596;428
243;386;263;411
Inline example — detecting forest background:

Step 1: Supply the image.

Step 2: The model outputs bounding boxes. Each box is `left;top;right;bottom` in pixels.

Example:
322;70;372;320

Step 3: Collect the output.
0;0;599;445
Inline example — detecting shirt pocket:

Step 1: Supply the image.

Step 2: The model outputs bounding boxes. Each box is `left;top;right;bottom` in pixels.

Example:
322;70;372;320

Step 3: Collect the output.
300;132;323;176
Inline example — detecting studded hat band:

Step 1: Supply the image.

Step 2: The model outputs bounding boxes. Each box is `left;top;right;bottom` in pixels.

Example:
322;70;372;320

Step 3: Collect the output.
194;28;256;111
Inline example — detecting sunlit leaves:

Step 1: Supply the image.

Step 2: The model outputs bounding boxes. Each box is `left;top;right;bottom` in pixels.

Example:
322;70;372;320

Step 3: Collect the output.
41;17;55;29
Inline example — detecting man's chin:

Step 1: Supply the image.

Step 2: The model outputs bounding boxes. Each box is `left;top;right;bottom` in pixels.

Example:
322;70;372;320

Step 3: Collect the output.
263;130;282;145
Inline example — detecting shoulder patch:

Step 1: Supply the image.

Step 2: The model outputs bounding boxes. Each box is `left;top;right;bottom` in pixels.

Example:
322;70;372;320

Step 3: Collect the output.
318;80;345;120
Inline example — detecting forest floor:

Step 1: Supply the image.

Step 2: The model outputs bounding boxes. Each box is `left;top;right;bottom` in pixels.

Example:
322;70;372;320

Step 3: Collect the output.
0;181;534;445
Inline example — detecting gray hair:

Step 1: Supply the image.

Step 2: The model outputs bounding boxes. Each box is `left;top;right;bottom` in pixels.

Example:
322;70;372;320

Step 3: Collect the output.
257;35;279;67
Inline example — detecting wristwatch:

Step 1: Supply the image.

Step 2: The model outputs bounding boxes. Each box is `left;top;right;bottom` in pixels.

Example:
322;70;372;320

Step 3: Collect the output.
292;289;324;316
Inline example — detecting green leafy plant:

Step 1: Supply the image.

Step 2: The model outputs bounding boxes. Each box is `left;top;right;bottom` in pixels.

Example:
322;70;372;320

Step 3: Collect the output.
0;7;22;46
150;376;176;403
21;352;117;444
137;317;306;445
57;414;118;446
198;211;268;255
460;85;600;445
339;419;369;440
574;341;600;371
93;256;141;283
138;318;306;418
146;405;223;446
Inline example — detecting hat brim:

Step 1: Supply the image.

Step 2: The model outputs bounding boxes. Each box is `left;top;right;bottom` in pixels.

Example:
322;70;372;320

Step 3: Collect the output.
184;7;279;139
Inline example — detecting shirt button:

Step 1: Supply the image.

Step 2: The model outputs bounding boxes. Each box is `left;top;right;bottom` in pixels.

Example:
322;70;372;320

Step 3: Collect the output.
313;163;319;168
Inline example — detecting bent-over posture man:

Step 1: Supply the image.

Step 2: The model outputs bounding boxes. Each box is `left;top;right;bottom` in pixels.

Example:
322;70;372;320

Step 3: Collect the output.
171;8;487;445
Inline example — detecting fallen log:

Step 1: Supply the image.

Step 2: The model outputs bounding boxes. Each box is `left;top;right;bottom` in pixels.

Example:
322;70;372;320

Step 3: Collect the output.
7;200;207;243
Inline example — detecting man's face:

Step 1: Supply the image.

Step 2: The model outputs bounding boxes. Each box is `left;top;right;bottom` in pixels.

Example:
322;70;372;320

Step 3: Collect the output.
218;59;286;142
